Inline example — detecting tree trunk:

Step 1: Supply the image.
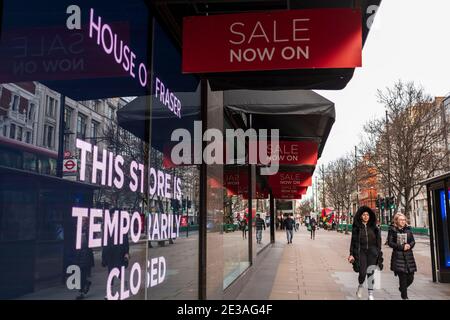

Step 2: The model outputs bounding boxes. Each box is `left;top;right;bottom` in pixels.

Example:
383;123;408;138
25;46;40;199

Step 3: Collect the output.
404;186;411;219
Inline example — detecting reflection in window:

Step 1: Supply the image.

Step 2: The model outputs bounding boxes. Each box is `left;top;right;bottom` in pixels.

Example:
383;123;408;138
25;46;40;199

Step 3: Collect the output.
27;103;35;122
223;166;250;289
77;114;87;140
11;95;19;111
9;123;15;139
64;107;72;131
23;152;37;171
0;145;21;168
16;126;22;141
91;121;99;140
45;96;57;118
26;131;32;144
43;124;54;148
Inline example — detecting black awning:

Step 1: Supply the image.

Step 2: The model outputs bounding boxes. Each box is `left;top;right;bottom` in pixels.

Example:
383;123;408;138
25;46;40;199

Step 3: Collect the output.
208;68;354;91
117;86;201;150
224;89;335;157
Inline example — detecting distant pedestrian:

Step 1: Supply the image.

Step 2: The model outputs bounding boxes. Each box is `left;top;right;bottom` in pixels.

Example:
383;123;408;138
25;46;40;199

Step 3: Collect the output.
255;214;266;244
310;217;317;240
74;217;94;300
348;206;383;300
102;209;130;300
388;213;417;300
284;214;295;244
240;219;248;239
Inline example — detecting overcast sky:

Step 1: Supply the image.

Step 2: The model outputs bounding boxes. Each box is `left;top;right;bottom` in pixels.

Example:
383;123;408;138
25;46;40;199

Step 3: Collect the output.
305;0;450;199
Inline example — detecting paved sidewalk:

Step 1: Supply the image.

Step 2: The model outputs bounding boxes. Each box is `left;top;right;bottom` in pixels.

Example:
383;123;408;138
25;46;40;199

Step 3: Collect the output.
239;226;450;300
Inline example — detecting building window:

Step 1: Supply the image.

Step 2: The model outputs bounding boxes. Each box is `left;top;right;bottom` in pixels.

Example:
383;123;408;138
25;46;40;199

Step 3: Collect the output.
17;126;23;141
10;123;16;139
91;120;99;140
11;95;19;111
46;96;57;118
28;103;36;122
93;100;101;113
107;106;114;120
77;114;87;140
43;125;54;148
2;125;7;137
26;131;32;144
64;107;73;131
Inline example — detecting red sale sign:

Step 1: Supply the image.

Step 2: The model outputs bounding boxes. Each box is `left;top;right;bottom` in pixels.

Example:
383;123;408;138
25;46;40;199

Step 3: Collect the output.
256;141;318;166
272;190;304;200
181;216;188;227
271;186;308;194
224;170;268;199
183;8;362;73
269;172;313;188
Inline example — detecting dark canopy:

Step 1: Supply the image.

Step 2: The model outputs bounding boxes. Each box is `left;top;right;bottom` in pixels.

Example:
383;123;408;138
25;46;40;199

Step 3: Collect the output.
224;89;335;158
117;86;201;151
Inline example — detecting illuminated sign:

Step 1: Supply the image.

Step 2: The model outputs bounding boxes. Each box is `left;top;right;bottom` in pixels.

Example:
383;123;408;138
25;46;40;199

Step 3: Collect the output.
72;207;182;300
76;139;182;200
89;8;148;88
155;77;182;118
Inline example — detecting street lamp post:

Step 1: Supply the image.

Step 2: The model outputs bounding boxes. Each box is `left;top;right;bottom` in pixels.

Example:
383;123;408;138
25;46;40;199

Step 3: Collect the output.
355;146;359;208
386;110;393;224
369;187;374;209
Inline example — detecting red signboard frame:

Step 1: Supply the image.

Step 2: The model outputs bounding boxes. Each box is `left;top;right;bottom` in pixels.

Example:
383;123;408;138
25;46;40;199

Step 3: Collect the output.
183;8;362;73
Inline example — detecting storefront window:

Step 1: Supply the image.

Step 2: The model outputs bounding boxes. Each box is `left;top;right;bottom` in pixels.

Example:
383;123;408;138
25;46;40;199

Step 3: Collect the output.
437;187;450;268
144;20;200;300
255;198;271;253
223;165;250;288
0;0;207;300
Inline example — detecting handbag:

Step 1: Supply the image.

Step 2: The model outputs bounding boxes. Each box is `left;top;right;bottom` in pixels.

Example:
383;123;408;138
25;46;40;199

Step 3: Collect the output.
377;252;384;271
352;260;360;273
123;255;129;268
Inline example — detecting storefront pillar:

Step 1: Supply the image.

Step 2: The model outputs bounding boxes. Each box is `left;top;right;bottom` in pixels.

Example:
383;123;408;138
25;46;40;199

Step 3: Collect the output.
270;192;275;244
199;78;208;299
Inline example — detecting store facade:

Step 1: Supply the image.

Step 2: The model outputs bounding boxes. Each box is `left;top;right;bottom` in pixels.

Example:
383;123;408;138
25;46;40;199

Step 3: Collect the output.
0;0;381;299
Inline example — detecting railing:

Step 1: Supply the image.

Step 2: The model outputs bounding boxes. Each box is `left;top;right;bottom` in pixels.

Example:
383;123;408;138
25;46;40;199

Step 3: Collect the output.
339;223;429;236
8;109;27;124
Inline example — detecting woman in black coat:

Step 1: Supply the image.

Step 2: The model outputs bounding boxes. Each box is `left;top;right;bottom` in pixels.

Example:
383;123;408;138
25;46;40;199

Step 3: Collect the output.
388;213;417;300
348;206;383;300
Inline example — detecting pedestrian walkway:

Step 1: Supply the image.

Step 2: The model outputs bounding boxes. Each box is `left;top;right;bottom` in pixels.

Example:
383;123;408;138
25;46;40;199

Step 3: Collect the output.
239;226;450;300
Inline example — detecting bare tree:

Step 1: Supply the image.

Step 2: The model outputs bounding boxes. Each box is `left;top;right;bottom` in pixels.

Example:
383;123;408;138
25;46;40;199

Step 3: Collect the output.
321;155;354;231
299;198;314;217
362;81;450;218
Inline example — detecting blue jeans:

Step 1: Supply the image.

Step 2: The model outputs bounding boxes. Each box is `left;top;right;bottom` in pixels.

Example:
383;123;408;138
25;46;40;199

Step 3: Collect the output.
256;229;263;242
286;229;293;243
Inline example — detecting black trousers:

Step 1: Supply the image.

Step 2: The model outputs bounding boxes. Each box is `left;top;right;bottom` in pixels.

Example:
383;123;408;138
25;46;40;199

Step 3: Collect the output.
398;272;414;299
310;228;316;239
358;248;378;285
80;266;91;293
